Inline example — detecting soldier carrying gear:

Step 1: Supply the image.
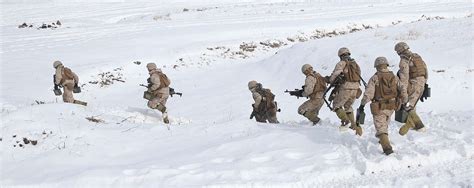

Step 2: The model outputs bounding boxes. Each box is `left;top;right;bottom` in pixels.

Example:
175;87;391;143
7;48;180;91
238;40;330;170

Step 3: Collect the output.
52;61;87;106
327;47;363;133
394;42;428;135
297;64;327;125
358;57;404;155
146;63;171;124
248;80;279;124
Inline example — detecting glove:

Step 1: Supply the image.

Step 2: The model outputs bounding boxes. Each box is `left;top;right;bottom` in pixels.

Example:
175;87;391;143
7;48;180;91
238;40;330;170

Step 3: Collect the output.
358;104;365;111
324;76;331;83
74;83;79;88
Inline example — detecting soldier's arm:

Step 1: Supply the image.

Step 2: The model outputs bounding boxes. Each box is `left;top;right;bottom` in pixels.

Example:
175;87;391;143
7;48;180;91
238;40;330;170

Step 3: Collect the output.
54;68;62;85
149;74;161;90
72;71;79;84
252;92;263;109
302;76;316;97
361;76;376;105
395;76;408;104
398;59;409;98
329;61;345;83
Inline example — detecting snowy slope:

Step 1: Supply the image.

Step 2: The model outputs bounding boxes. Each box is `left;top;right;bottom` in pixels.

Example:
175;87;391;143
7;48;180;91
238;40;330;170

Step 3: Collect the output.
1;1;473;187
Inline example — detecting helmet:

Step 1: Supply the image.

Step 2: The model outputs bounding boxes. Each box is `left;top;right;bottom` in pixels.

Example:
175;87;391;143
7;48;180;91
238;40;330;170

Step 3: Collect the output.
394;42;409;54
301;64;313;74
146;63;157;71
374;57;389;67
248;80;258;90
53;60;62;68
338;47;351;57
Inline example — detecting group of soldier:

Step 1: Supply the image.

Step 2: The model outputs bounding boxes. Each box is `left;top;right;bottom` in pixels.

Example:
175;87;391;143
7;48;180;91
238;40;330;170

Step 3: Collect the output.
248;42;429;155
51;41;428;155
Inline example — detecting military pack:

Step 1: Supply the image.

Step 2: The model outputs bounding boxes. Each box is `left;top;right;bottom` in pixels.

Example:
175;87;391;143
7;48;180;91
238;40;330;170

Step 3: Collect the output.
343;59;361;82
313;73;327;92
371;71;399;114
408;53;427;79
62;67;75;80
257;88;276;110
158;72;171;88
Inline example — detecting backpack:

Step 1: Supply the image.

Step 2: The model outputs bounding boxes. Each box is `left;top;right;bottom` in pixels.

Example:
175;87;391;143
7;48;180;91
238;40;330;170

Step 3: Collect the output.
62;67;75;80
343;59;361;82
408;53;427;79
257;88;276;110
158;72;170;88
374;71;398;111
312;73;327;92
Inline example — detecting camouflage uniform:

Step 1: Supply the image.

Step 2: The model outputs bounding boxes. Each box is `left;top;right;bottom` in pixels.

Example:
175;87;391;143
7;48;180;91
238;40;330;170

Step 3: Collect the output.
146;63;170;124
298;64;325;124
329;48;361;129
53;61;86;106
249;81;279;124
395;42;428;135
360;57;403;155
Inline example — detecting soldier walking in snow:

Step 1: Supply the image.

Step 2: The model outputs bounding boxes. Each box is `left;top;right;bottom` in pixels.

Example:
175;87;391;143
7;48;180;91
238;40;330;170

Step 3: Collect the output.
145;63;171;124
248;80;279;123
358;57;404;155
296;64;327;125
327;47;363;134
52;61;87;106
394;42;428;135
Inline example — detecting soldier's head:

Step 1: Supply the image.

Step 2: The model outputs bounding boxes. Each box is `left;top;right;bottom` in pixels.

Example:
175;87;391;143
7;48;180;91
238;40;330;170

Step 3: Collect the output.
394;42;410;55
146;63;157;71
374;56;389;71
248;80;261;91
338;47;351;59
53;60;63;69
301;64;313;75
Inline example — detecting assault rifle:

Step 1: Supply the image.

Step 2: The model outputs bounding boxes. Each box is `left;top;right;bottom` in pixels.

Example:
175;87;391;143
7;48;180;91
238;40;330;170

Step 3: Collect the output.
139;84;182;97
323;74;345;111
284;86;305;99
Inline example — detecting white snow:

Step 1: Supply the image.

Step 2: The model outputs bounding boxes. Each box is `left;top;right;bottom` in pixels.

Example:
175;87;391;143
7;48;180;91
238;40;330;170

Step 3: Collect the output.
1;0;473;187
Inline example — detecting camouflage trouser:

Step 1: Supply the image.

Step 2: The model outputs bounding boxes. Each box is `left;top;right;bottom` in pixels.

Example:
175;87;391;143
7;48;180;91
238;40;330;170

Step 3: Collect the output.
255;108;279;123
373;109;395;137
298;98;324;122
332;89;358;113
148;94;169;112
62;83;75;103
408;77;426;106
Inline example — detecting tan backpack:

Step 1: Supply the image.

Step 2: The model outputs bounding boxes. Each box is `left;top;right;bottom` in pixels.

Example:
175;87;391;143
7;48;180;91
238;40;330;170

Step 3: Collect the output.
343;59;361;82
374;71;398;111
158;72;171;88
257;88;276;110
62;67;75;81
313;73;327;92
408;53;427;79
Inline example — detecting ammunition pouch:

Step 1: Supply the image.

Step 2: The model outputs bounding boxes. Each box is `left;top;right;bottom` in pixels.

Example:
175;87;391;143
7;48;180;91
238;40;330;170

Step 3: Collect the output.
395;108;409;123
143;91;154;100
73;85;81;93
370;98;397;115
53;89;62;96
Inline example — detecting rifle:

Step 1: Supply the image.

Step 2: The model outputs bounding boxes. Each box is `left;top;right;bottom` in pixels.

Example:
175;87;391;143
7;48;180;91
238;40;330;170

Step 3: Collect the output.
323;74;344;111
53;75;62;96
140;84;182;97
284;86;305;99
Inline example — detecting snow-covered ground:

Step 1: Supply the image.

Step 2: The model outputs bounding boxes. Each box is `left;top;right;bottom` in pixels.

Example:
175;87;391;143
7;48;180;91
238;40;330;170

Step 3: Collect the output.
1;0;473;187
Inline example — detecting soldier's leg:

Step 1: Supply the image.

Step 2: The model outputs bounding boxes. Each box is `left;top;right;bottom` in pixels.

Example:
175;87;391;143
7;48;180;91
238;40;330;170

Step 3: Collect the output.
374;110;393;155
407;81;425;130
266;109;279;124
62;84;75;103
333;90;350;127
158;95;169;124
410;109;425;131
298;99;320;124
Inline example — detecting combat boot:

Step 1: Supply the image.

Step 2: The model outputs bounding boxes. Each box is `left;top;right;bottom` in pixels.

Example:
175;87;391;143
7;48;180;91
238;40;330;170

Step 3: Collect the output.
346;112;356;129
162;112;170;124
410;111;426;132
304;112;320;125
399;115;415;136
378;134;393;155
335;108;349;130
73;100;87;106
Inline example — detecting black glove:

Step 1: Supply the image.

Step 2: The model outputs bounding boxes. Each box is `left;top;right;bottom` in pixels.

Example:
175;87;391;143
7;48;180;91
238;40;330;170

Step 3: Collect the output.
74;83;79;88
358;104;364;111
54;84;60;90
324;76;331;83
